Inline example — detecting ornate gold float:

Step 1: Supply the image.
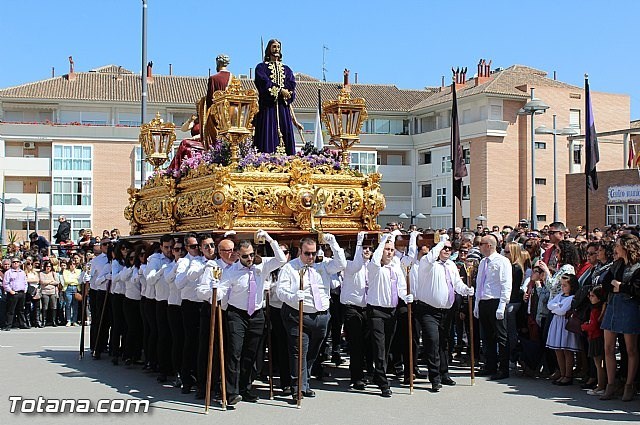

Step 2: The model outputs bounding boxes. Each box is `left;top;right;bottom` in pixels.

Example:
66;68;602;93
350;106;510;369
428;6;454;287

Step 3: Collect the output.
125;81;385;236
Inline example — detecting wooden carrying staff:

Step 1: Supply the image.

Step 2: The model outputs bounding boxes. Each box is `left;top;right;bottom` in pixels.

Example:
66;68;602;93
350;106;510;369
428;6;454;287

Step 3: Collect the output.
79;264;90;359
217;299;227;410
465;261;477;385
265;288;274;400
205;267;222;413
297;266;307;409
406;266;414;394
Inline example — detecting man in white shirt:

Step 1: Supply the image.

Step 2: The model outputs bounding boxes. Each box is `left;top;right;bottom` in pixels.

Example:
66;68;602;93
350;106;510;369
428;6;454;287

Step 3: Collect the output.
415;234;474;391
145;234;175;383
164;238;186;387
277;234;346;401
341;231;371;390
88;237;111;359
474;235;512;380
174;233;203;394
366;233;410;397
203;231;286;404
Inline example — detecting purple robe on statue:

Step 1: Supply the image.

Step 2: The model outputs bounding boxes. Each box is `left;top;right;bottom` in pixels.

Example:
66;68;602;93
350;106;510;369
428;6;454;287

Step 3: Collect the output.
253;61;296;155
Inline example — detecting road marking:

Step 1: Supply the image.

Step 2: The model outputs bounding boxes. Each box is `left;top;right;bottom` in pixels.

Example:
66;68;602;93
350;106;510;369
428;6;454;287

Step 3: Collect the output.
0;345;14;348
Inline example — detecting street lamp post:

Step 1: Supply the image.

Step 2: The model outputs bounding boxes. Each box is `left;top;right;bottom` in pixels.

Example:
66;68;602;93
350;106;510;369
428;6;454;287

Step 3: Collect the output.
23;206;50;235
0;195;21;246
398;211;426;226
519;88;549;230
535;116;580;222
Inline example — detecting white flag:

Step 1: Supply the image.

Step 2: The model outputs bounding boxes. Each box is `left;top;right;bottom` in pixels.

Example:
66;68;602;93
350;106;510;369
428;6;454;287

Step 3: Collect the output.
313;108;323;150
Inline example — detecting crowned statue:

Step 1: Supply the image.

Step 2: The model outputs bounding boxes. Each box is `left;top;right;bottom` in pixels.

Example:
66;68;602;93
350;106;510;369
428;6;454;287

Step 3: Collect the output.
253;39;301;155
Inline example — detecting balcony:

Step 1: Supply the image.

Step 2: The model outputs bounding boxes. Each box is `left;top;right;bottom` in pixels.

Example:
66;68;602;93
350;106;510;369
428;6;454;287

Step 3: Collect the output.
412;119;509;147
0;156;51;177
2;193;51;219
378;164;414;182
0;122;141;141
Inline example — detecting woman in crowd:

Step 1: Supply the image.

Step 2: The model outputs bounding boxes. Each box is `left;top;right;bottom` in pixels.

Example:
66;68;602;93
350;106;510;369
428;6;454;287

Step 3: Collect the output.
62;259;81;326
24;259;42;328
524;238;542;266
504;242;526;365
39;261;60;327
546;274;581;385
600;234;640;401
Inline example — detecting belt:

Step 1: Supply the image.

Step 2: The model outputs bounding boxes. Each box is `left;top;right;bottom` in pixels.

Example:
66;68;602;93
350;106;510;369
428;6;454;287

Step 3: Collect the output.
415;300;450;312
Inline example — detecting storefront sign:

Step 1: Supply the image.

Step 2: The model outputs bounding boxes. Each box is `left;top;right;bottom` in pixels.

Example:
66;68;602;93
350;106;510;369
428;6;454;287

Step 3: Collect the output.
608;185;640;203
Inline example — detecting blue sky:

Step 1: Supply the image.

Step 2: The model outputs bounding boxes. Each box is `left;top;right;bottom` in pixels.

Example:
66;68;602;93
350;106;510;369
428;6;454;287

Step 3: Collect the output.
1;0;638;118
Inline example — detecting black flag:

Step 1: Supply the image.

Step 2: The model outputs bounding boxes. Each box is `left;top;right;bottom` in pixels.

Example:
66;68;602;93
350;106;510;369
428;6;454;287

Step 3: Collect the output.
585;76;599;191
452;83;468;201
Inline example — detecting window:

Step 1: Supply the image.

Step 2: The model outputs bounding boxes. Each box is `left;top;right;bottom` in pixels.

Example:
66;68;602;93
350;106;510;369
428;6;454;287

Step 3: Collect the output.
463;148;470;164
3;110;52;123
60;110;108;125
70;219;92;241
535;142;547;149
350;151;377;174
570;109;581;129
53;145;92;171
53;177;92;206
421;116;436;132
489;105;503;120
421;184;432;198
536;215;547;222
462;185;470;200
606;205;624;225
462;217;470;229
301;122;315;132
629;204;640;225
479;105;488;120
462;109;471;124
441;156;452;173
421;151;431;164
535;178;547;185
170;112;192;128
573;144;582;165
374;119;390;134
436;188;447;207
118;112;142;127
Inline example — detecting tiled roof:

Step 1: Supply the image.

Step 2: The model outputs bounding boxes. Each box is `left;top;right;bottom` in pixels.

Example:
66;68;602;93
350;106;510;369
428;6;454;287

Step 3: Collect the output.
0;65;435;113
410;65;581;111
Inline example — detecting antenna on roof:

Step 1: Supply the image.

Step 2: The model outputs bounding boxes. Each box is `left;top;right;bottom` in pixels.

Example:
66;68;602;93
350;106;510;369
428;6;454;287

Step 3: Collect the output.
322;44;329;82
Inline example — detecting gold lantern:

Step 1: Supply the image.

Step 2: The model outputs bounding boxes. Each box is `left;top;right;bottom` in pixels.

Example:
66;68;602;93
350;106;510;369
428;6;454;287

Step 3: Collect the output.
321;87;368;164
139;112;176;170
212;78;259;166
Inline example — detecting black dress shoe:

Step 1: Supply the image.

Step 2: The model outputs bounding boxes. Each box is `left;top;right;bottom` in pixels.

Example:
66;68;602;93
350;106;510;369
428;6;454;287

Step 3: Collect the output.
281;386;293;396
431;382;442;392
476;369;497;377
381;388;392;398
352;381;366;390
302;389;316;398
173;376;183;388
331;353;344;366
556;378;573;386
414;369;428;379
240;391;259;403
441;377;457;386
181;385;192;394
92;353;101;360
227;394;242;406
489;371;509;381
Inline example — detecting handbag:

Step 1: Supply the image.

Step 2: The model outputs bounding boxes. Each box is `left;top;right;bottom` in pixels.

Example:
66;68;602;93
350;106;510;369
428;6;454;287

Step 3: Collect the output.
74;290;83;302
565;309;583;334
26;285;37;297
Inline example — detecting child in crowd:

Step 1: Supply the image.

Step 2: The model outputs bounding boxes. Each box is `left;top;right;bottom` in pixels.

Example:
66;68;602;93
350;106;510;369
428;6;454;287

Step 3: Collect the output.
546;274;581;385
581;285;606;396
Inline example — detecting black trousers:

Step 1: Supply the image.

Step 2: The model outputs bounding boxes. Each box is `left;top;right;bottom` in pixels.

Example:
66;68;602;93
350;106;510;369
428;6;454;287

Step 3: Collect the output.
122;297;142;361
225;306;265;396
342;304;370;383
329;292;343;353
156;300;172;375
5;291;26;328
281;303;330;392
269;306;291;389
92;289;111;354
142;297;157;366
415;301;454;383
367;305;396;389
167;304;184;374
479;299;509;373
181;299;202;388
89;288;97;350
391;300;420;378
197;302;226;394
109;293;127;358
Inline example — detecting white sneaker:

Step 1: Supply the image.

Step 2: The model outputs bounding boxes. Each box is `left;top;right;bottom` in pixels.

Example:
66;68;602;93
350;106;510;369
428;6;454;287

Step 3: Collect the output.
587;388;605;396
65;322;71;327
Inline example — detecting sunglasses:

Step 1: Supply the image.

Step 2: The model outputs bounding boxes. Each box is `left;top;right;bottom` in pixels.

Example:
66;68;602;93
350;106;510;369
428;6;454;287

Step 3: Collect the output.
101;242;110;246
459;250;468;254
187;244;199;250
542;239;551;243
202;243;216;249
172;246;184;251
532;268;542;273
362;247;372;251
303;251;318;257
282;250;289;255
442;246;452;252
240;253;256;259
524;244;533;248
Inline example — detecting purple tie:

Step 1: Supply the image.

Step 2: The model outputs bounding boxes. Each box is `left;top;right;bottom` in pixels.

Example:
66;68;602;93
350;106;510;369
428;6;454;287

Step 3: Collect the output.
441;261;454;306
364;265;369;297
387;265;398;307
309;268;324;311
247;268;257;315
477;259;488;300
